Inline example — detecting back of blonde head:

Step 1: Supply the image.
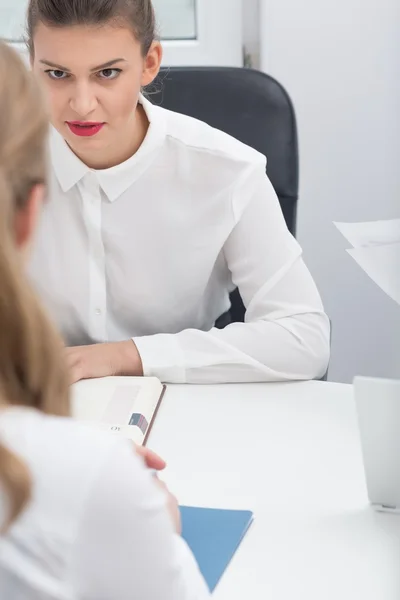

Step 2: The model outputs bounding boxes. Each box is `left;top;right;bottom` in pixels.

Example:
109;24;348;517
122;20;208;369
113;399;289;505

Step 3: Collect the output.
0;42;69;531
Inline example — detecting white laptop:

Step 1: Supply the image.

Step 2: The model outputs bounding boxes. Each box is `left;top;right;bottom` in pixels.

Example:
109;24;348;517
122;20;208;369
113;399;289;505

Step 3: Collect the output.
354;376;400;513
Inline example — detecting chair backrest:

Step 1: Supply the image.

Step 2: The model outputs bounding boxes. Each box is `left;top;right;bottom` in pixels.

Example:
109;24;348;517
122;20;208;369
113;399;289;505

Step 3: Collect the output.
150;66;299;323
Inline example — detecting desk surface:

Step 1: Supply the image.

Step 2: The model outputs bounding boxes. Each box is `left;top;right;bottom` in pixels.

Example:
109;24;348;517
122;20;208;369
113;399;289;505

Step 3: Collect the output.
148;381;400;599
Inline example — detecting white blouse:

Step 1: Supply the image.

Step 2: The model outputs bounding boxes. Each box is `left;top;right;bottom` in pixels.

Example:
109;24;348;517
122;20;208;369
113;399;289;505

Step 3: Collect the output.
29;95;330;383
0;408;210;599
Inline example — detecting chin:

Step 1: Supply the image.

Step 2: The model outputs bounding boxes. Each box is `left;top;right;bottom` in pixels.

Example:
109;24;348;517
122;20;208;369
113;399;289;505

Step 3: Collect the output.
66;132;107;151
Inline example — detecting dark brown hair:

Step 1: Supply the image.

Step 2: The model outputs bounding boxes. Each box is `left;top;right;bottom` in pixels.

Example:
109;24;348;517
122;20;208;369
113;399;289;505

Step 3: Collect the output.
26;0;157;56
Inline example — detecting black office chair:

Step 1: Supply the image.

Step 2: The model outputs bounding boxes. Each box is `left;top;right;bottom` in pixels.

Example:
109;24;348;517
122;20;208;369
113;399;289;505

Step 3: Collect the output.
150;66;299;324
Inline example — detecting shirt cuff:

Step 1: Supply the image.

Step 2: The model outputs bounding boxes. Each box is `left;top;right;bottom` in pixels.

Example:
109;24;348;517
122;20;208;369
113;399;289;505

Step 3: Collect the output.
133;333;186;383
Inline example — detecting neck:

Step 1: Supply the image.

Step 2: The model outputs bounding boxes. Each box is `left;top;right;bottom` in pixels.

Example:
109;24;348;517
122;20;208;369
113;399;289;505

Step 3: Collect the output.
69;103;149;170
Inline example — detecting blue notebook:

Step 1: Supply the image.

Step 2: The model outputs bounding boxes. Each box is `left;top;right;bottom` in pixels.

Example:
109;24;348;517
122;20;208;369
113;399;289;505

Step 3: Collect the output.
180;506;253;592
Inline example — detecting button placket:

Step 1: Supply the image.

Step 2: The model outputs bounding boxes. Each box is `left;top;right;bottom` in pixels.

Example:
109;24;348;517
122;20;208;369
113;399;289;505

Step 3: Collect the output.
78;174;107;342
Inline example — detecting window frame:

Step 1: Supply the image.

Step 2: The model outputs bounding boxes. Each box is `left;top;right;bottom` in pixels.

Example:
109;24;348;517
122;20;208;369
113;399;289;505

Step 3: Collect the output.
157;0;243;67
1;0;243;67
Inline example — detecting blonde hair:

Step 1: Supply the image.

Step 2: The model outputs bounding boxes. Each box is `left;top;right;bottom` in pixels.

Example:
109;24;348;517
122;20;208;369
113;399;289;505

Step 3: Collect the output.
0;42;69;531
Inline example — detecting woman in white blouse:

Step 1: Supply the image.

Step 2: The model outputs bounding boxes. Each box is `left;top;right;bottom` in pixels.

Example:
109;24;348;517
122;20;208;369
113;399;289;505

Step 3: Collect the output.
0;42;209;599
27;0;330;385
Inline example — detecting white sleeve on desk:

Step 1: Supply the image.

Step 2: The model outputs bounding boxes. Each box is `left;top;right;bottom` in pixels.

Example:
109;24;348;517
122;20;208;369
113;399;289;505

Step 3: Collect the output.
71;439;210;600
134;333;186;382
134;165;330;384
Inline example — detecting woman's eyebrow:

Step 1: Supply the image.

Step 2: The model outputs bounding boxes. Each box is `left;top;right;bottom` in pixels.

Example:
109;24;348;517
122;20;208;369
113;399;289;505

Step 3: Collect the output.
90;58;127;71
39;59;70;71
39;58;127;72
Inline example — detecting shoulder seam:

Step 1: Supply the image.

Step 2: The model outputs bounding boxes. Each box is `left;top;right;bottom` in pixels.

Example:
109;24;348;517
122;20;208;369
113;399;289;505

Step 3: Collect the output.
164;131;266;165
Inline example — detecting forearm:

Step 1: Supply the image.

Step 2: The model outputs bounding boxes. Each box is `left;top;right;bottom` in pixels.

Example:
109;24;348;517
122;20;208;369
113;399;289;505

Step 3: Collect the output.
66;340;143;383
114;339;143;376
134;310;330;384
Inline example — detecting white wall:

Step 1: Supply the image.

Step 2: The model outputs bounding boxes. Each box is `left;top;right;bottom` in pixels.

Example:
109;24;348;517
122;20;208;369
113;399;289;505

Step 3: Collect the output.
260;0;400;382
243;0;260;66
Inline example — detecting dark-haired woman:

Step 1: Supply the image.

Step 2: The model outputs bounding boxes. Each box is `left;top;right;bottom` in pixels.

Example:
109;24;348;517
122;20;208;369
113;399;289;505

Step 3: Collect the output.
28;0;330;385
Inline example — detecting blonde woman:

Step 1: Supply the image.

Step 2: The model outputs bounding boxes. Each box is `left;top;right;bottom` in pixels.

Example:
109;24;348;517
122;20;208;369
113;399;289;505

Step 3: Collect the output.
0;42;209;600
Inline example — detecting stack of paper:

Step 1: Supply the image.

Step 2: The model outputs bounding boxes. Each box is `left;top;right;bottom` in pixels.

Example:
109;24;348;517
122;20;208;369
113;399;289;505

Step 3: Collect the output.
334;219;400;306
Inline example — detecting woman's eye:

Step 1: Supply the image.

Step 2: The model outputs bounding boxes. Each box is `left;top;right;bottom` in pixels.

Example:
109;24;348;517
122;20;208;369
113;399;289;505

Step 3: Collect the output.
46;70;68;80
97;68;121;80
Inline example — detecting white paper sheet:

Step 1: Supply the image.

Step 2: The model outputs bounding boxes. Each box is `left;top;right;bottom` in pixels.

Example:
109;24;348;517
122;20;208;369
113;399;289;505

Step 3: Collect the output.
347;243;400;305
334;219;400;248
334;219;400;306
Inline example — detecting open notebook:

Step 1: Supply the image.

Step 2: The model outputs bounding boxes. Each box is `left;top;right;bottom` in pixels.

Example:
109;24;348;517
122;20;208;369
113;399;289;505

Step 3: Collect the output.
71;376;165;445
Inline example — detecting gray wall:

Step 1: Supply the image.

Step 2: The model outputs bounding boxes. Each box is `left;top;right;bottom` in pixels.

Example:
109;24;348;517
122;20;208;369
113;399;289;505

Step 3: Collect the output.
257;0;400;382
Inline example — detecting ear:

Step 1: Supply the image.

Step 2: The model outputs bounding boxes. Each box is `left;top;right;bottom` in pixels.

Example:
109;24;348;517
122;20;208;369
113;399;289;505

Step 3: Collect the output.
14;183;45;251
141;41;163;87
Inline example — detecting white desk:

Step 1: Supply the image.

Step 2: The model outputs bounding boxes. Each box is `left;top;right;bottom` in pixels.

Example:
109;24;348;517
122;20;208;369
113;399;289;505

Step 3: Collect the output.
148;381;400;599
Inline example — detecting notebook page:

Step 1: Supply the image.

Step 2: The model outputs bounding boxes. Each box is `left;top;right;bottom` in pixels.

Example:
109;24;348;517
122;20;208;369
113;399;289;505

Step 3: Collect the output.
71;377;163;444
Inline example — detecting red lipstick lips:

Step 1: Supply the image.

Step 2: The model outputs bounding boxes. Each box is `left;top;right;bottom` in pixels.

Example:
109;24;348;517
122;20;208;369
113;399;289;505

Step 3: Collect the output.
66;121;104;137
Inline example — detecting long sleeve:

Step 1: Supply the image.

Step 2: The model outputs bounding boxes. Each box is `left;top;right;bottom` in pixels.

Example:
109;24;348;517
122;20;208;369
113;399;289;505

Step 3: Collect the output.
71;440;210;600
134;163;330;384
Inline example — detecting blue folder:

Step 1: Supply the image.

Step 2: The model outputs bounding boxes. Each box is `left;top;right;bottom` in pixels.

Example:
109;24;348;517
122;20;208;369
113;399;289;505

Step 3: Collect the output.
180;506;254;592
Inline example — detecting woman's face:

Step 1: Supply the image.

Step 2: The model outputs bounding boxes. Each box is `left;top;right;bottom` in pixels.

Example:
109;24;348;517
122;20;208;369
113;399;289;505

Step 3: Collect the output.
32;23;161;166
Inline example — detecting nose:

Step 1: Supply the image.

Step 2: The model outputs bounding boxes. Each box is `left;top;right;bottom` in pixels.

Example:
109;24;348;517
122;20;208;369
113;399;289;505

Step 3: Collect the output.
69;81;98;118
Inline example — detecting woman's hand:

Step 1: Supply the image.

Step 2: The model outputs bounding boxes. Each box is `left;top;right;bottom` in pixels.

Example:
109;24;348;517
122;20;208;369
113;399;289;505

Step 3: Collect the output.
66;341;143;383
135;446;181;534
135;445;167;471
153;477;182;535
